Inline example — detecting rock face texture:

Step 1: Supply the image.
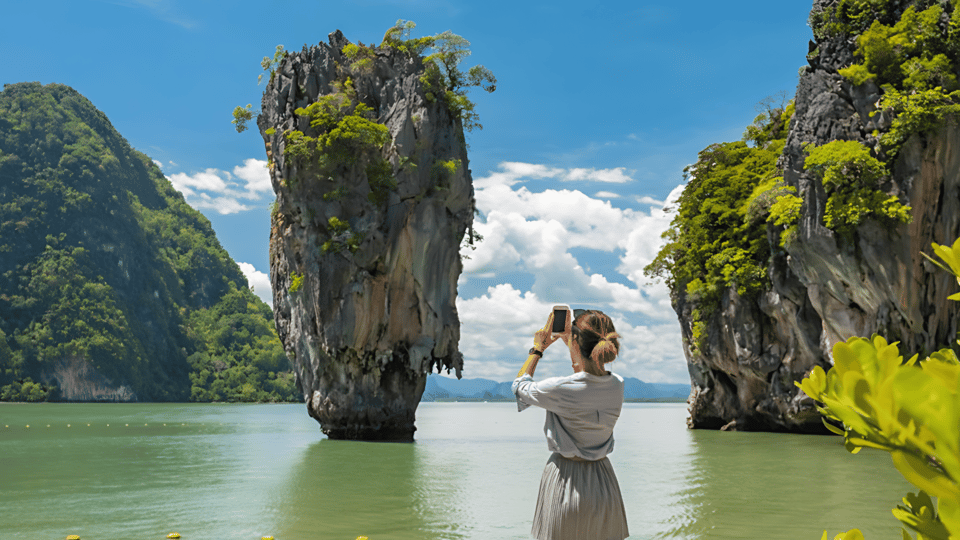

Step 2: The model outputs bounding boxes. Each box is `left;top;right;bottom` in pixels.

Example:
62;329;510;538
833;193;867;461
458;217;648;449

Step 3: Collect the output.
260;32;473;441
683;1;960;431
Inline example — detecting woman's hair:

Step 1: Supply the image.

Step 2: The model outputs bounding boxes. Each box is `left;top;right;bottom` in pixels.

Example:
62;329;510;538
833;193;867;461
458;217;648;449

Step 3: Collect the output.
572;310;620;372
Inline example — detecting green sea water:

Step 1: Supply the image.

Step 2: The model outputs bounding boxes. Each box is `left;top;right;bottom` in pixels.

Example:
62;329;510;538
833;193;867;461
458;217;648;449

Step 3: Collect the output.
0;402;911;540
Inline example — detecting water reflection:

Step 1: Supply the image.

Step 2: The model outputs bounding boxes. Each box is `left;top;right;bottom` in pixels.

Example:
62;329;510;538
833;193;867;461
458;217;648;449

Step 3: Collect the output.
275;439;430;540
659;429;912;539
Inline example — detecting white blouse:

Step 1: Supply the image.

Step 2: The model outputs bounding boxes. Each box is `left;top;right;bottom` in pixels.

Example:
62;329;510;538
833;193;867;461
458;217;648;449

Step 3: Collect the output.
512;371;625;461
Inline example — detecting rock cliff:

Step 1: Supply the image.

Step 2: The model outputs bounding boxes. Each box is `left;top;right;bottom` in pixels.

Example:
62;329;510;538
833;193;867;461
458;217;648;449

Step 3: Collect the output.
259;31;474;440
681;1;960;431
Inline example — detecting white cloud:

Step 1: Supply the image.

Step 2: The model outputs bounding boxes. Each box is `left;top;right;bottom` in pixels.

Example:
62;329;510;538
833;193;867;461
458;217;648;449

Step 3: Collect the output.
166;159;272;215
594;191;621;199
474;161;634;189
192;194;250;215
238;262;273;307
636;195;664;206
233;158;273;195
152;159;163;169
457;161;689;383
563;167;633;183
168;169;230;193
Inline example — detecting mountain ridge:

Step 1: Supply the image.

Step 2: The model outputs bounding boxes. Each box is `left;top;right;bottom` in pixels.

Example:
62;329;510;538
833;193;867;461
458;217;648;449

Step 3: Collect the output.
421;373;689;402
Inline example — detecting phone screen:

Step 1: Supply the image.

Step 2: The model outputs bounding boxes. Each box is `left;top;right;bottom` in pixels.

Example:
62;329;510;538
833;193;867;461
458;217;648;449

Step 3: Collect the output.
551;308;567;333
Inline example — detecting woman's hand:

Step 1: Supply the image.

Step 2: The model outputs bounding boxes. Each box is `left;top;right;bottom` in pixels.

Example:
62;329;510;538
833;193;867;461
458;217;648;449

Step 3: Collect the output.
534;309;572;352
533;313;556;352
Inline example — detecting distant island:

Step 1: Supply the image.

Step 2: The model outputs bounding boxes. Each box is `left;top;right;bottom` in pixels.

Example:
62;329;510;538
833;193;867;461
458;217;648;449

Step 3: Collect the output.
421;374;689;403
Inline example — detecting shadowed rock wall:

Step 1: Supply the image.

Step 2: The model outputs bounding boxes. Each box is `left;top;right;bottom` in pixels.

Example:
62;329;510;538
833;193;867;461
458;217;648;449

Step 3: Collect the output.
259;32;473;441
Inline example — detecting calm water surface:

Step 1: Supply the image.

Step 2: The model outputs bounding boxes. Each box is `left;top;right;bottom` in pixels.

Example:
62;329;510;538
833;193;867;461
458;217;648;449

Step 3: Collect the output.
0;402;911;539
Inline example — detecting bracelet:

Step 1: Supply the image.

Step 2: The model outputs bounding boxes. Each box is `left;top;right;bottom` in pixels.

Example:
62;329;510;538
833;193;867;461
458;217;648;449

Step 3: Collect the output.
528;347;543;357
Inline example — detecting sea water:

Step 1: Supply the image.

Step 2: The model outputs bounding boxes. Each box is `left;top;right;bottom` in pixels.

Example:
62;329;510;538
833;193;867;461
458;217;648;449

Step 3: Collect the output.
0;402;911;539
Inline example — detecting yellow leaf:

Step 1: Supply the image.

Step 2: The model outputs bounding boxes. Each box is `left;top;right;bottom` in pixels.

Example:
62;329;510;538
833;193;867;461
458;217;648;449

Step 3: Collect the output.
892;451;960;501
937;497;960;537
798;365;827;400
823;417;845;436
834;529;865;540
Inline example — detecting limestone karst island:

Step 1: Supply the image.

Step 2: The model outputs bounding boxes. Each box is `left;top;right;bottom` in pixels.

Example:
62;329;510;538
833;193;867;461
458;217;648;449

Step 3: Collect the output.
3;3;960;449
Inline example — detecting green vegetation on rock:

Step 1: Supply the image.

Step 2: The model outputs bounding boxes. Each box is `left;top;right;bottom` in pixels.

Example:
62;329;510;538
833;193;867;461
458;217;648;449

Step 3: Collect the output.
382;20;496;132
644;101;792;349
0;82;296;402
803;140;911;236
830;2;960;162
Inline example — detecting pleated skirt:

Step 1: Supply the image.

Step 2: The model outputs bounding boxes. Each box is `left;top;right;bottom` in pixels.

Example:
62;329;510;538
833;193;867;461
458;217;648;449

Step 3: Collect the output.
531;452;629;540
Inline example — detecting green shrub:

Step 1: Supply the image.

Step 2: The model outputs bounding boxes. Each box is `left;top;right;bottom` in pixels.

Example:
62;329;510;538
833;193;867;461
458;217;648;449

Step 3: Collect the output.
288;272;304;294
259;44;286;85
285;78;390;180
0;378;53;402
876;87;960;161
232;104;254;134
365;159;395;206
797;238;960;540
767;191;802;246
803;140;911;236
321;216;362;254
838;5;957;93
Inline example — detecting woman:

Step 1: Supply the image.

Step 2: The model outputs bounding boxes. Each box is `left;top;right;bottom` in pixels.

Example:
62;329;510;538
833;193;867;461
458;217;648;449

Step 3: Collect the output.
512;308;629;540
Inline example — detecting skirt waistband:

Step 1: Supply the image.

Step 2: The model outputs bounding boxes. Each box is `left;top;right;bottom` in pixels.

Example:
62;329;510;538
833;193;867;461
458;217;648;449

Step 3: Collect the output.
562;454;602;463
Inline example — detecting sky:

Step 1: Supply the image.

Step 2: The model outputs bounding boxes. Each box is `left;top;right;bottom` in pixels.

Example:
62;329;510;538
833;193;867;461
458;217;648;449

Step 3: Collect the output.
2;0;815;384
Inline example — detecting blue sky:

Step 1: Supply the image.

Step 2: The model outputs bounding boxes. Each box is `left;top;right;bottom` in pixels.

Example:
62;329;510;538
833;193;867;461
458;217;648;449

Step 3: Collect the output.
2;0;814;383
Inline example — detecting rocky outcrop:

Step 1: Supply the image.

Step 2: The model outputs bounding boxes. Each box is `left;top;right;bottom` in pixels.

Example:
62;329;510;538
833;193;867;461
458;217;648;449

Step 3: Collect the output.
684;1;960;431
41;356;137;402
260;32;473;441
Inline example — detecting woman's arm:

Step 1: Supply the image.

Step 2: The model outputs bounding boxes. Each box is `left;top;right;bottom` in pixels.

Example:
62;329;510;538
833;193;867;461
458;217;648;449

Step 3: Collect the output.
517;350;541;378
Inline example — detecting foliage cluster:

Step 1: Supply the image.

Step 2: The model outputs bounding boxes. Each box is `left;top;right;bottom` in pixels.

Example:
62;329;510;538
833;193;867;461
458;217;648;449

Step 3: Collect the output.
798;237;960;540
803;140;912;236
232;104;254;133
0;82;296;403
837;4;960;91
321;216;362;254
380;20;496;132
807;0;933;41
288;272;304;294
644;102;792;349
185;283;297;403
284;77;396;209
260;44;287;85
829;3;960;161
876;87;960;161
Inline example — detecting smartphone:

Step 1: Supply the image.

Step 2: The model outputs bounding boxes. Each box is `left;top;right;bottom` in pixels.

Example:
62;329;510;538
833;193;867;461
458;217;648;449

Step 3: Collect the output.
551;305;570;336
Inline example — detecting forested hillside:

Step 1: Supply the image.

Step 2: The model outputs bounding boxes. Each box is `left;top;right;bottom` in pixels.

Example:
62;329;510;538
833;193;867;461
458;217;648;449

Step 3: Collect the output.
0;82;296;402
